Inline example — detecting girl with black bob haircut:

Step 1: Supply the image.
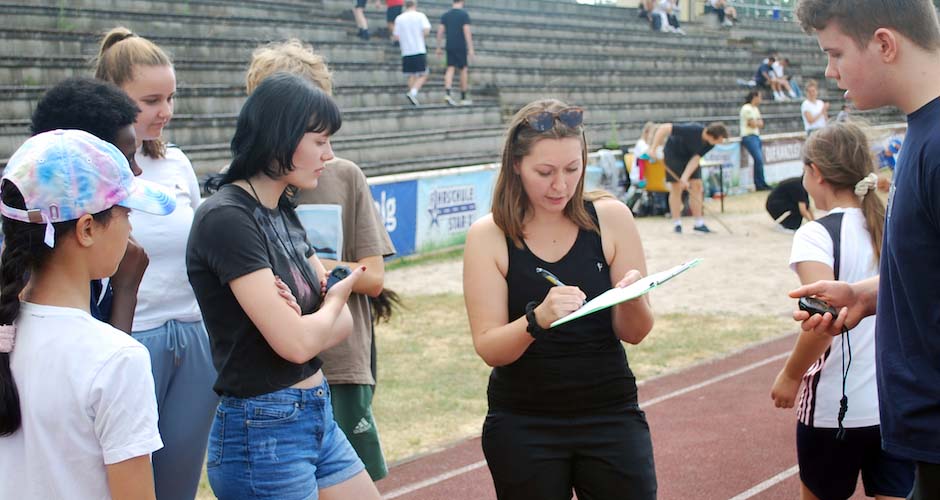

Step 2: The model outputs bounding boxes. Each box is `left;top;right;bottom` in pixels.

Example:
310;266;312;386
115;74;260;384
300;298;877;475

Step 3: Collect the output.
187;73;381;499
206;73;343;192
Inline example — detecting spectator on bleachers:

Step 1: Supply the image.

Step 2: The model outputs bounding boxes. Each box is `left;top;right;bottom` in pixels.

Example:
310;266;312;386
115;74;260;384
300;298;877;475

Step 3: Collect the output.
651;0;685;35
353;0;372;40
755;57;796;101
436;0;475;106
704;0;737;27
740;90;770;191
648;121;729;233
835;103;852;122
638;0;655;21
393;0;431;106
384;0;405;44
801;79;829;135
770;57;803;98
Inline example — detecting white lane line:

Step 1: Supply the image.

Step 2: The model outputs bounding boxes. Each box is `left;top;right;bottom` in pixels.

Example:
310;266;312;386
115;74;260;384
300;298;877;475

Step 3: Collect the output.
727;465;800;500
382;460;488;499
382;351;790;499
641;352;790;408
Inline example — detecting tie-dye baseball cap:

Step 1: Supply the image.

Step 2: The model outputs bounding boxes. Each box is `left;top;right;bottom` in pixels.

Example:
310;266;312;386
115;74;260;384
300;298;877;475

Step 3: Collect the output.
0;129;176;247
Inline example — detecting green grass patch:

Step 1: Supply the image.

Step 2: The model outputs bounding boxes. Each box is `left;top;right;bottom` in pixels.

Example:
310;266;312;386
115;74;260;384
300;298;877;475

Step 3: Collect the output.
385;247;464;272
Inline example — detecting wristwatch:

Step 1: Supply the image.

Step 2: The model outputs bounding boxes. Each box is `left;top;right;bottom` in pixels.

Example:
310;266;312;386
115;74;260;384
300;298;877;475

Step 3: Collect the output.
525;301;546;339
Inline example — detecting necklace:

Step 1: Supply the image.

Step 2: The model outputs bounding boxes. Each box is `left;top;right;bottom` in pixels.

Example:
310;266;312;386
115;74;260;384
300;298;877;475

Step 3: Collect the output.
245;179;319;296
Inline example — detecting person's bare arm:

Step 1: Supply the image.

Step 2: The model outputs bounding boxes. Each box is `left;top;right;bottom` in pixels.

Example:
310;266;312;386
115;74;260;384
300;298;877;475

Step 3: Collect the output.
648;123;672;161
106;455;156;500
228;266;362;364
435;24;445;54
596;199;654;344
464;24;474;59
678;155;701;189
463;216;584;367
107;237;148;333
772;261;834;408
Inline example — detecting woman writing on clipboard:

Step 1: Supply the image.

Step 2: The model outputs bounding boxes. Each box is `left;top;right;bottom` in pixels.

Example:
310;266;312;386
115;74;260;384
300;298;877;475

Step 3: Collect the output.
462;99;657;500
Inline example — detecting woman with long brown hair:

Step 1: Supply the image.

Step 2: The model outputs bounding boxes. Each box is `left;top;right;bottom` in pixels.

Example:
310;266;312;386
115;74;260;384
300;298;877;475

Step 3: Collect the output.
463;99;657;499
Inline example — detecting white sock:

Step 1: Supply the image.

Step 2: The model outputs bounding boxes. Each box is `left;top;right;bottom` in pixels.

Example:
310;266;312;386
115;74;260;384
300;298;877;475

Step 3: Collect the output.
788;89;797;97
409;88;418;97
674;219;682;227
695;218;705;227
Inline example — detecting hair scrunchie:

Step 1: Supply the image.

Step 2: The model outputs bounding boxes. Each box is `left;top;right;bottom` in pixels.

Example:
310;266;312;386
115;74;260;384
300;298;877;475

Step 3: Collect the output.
854;172;879;197
0;325;15;353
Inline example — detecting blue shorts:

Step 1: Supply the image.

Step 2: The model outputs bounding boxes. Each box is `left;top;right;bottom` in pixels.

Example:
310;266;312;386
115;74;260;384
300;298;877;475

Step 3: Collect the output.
386;5;402;23
797;422;914;500
207;380;365;500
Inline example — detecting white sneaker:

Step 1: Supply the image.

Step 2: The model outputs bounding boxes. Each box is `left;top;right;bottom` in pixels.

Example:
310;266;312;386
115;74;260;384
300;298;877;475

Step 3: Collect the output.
406;93;419;106
722;18;734;27
774;224;796;234
460;98;473;106
788;89;798;98
444;94;458;106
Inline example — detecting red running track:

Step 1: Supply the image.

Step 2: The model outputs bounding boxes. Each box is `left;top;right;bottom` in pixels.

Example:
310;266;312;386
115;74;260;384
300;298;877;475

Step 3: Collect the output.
378;334;868;500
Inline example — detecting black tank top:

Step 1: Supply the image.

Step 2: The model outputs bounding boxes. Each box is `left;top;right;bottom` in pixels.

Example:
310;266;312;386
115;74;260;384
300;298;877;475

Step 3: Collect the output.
488;202;638;415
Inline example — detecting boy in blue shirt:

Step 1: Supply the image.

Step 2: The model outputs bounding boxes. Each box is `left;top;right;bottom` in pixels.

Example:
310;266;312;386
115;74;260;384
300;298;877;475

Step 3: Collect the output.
790;1;940;498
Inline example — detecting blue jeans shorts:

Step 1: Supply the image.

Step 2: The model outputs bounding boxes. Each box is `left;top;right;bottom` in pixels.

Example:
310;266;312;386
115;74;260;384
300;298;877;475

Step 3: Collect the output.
206;379;365;500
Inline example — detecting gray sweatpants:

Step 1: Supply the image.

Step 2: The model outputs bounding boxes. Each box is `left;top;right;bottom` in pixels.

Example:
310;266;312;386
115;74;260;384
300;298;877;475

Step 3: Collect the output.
133;319;218;500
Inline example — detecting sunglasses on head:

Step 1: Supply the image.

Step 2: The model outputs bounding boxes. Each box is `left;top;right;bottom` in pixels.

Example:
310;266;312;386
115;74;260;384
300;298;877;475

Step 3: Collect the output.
524;107;584;132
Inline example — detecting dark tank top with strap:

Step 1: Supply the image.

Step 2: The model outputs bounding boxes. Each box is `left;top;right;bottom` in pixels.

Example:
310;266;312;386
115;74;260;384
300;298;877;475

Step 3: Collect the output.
488;201;638;415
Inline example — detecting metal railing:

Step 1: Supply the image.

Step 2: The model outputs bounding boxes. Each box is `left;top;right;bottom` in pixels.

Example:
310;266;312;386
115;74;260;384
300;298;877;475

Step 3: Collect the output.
730;0;796;22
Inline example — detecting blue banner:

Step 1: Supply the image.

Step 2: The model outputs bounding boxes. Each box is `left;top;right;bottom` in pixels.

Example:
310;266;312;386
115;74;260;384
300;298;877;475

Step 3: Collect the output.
370;180;418;257
415;169;497;253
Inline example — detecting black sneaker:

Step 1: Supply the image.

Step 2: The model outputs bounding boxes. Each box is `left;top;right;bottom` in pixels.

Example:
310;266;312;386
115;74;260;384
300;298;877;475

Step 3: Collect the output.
673;225;682;234
357;28;370;41
405;93;419;106
693;224;712;234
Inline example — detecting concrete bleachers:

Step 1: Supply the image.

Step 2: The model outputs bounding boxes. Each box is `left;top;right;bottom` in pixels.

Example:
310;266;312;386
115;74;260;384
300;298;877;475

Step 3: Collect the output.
0;0;903;177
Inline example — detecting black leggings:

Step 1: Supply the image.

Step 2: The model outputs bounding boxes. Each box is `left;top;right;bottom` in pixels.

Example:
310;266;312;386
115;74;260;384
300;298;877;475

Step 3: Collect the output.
481;406;657;500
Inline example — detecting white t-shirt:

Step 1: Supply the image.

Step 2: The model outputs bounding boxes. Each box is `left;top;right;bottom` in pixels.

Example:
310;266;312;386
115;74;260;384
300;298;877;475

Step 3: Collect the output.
801;99;828;132
0;303;162;499
789;207;880;428
130;146;203;331
394;10;431;57
772;60;784;78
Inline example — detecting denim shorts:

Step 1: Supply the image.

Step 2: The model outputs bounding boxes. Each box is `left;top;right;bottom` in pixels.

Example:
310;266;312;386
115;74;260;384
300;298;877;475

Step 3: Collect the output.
206;379;365;500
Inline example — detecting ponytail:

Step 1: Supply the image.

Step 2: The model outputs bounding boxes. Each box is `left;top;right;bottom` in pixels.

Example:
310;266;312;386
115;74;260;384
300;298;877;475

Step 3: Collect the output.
859;181;886;264
370;288;403;325
94;27;173;159
802;121;885;264
0;182;111;435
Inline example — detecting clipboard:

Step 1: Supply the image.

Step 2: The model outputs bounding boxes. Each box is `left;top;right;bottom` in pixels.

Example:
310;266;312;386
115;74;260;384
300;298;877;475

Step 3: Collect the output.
550;258;702;328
